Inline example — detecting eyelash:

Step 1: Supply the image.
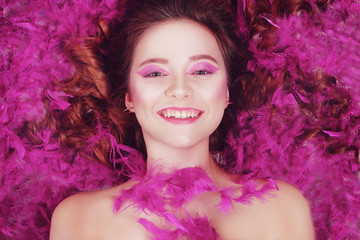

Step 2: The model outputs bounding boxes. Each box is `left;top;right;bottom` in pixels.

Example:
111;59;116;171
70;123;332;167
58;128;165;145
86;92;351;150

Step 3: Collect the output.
193;70;212;75
145;70;212;78
145;72;165;78
140;66;214;78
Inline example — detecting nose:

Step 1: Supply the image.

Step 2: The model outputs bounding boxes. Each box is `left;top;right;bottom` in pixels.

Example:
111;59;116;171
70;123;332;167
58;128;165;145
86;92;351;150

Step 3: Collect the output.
165;75;193;99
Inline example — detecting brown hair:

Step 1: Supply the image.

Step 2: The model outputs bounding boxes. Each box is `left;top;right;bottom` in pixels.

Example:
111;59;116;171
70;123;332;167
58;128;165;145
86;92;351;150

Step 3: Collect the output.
28;0;348;168
222;0;353;171
43;0;251;165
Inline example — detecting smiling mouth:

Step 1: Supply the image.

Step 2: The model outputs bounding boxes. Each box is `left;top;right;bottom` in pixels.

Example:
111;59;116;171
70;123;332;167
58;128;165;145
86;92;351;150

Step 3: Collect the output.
158;109;203;119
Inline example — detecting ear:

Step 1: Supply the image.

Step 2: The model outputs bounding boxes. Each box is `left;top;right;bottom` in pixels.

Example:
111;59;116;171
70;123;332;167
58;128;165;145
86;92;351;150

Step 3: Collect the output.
125;92;135;112
225;87;230;109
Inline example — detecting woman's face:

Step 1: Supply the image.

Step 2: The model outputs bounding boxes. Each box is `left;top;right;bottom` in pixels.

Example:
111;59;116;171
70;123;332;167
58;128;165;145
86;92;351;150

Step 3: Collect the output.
126;19;229;151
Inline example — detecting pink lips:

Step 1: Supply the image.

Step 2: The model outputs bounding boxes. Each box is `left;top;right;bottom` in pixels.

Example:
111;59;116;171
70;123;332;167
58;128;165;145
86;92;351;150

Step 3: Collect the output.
157;107;203;124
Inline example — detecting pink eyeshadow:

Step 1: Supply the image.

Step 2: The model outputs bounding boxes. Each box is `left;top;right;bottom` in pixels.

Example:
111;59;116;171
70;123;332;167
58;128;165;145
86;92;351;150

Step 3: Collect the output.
187;62;219;74
137;65;168;77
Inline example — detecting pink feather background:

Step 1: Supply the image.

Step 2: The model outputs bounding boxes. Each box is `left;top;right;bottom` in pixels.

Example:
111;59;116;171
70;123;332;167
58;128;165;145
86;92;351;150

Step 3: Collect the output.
1;0;359;239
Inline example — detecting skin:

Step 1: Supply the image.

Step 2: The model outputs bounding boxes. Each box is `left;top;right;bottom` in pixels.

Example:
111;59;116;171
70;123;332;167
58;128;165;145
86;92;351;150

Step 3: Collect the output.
50;19;315;240
125;19;229;172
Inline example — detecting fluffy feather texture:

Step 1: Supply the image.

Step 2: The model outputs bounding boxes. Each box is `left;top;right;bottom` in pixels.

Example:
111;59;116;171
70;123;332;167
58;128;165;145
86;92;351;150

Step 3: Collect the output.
240;1;360;238
138;215;218;240
0;0;359;239
113;166;277;239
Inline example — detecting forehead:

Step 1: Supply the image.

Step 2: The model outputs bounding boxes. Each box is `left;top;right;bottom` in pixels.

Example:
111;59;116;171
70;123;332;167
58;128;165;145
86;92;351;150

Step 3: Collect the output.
131;19;225;67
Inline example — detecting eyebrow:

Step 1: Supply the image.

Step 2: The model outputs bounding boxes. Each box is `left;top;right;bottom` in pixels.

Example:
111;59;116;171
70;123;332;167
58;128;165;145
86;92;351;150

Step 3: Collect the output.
138;54;218;68
139;58;168;68
189;54;218;64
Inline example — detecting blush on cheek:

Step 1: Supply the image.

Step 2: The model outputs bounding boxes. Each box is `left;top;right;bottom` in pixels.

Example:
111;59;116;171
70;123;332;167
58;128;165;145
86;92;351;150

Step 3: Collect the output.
129;78;157;105
201;76;228;101
127;79;140;106
215;77;228;100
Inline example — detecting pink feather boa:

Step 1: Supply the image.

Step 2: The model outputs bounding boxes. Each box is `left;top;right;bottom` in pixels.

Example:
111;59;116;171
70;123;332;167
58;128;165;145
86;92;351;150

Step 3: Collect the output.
113;166;277;239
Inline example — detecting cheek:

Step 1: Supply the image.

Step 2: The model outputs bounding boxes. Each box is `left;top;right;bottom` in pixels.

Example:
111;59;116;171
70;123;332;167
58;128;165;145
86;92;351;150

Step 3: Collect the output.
128;83;141;106
205;77;228;102
129;78;160;109
129;76;146;103
217;80;228;99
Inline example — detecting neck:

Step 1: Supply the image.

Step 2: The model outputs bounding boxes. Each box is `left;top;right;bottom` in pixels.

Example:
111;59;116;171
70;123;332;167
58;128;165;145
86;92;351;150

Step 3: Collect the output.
146;140;211;169
144;139;228;183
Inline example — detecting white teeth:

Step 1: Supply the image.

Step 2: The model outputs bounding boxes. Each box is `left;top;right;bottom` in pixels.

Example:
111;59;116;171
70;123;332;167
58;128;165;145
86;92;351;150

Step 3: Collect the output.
161;109;201;119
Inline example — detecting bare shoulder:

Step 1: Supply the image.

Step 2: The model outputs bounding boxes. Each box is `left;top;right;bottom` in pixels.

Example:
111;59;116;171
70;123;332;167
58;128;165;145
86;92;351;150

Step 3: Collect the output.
216;179;315;240
49;189;113;240
255;180;315;239
264;180;306;208
49;181;136;240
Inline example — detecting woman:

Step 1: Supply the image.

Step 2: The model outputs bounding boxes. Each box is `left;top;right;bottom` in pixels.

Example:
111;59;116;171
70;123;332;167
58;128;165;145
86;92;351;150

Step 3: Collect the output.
50;0;314;239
